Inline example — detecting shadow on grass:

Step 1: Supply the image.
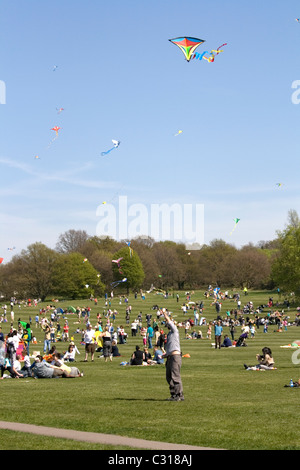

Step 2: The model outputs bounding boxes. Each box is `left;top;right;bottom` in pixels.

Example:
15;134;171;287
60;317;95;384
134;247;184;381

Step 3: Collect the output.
114;397;169;402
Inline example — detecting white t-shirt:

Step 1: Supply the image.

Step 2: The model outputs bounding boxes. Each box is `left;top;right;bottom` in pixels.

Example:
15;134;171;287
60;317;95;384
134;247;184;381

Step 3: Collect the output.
84;329;95;344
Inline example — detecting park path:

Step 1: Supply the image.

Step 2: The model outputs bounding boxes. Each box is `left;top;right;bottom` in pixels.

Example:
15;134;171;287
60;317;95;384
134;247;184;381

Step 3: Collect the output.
0;420;221;450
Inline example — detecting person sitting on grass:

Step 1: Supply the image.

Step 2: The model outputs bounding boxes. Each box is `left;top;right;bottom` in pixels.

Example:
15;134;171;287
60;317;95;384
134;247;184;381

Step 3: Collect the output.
244;347;276;370
130;346;144;365
111;340;120;357
0;353;23;379
63;342;80;362
221;335;232;347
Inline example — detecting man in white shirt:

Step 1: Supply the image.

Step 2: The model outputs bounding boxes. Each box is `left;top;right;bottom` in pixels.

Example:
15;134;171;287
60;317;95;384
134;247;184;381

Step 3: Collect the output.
83;324;96;362
131;320;138;337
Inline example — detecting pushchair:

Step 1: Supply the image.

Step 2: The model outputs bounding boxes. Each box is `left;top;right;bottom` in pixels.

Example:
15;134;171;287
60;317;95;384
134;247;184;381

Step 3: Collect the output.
236;333;248;347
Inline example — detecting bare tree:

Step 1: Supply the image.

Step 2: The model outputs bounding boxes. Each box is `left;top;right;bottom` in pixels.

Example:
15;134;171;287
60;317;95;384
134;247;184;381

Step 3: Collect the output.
55;229;89;253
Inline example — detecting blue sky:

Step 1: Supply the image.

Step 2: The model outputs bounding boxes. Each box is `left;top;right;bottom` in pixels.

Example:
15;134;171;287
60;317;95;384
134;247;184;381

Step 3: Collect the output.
0;0;300;259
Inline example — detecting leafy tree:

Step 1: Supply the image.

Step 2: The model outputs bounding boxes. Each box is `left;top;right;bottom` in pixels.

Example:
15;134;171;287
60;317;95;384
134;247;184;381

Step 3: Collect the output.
271;222;300;297
52;253;104;299
111;247;144;291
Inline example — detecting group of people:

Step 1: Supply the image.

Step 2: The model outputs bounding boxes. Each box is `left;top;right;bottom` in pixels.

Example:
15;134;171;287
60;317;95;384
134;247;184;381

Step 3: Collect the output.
2;290;296;401
0;324;84;379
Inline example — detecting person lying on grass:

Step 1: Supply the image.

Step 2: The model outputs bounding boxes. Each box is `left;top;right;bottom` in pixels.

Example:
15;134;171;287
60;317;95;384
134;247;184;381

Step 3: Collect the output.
52;352;83;377
244;347;276;370
32;355;83;378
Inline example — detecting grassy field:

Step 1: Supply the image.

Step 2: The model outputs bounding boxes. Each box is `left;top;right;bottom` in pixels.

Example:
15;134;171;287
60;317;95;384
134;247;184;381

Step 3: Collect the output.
1;289;300;450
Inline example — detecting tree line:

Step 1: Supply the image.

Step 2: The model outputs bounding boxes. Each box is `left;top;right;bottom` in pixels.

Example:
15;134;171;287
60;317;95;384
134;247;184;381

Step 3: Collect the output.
0;210;298;300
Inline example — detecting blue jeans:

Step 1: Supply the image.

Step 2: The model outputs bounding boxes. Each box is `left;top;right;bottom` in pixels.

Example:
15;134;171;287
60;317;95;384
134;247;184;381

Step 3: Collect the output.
44;339;51;353
148;336;153;349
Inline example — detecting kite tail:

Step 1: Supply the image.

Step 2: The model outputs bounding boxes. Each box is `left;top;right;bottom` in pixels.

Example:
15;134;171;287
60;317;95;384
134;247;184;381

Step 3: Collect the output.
229;225;237;236
192;51;210;60
217;43;227;51
47;135;58;149
101;147;115;156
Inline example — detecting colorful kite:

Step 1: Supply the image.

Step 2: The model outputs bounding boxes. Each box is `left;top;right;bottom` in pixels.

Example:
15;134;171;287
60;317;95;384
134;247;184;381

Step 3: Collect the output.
169;37;205;62
296;18;300;22
276;183;283;188
101;140;120;156
51;126;61;137
48;126;61;148
111;278;127;289
230;218;240;235
83;258;88;263
0;258;3;264
34;155;41;160
56;107;64;114
7;247;16;251
112;257;123;274
126;241;133;257
174;130;183;136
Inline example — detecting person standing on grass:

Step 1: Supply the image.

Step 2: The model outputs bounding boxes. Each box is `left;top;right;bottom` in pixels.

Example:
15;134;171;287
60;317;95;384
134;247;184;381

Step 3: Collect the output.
83;324;96;362
214;320;223;349
42;323;51;354
161;308;184;402
147;324;154;349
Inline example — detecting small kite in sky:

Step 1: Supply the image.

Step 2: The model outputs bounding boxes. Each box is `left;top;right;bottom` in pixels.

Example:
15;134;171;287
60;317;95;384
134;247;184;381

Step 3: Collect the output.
276;183;283;188
169;37;206;62
0;258;3;264
230;218;240;235
34;155;40;160
296;18;300;22
111;277;127;289
101;140;121;156
7;247;16;251
53;65;58;71
48;126;61;148
51;126;61;137
56;107;64;114
174;130;183;136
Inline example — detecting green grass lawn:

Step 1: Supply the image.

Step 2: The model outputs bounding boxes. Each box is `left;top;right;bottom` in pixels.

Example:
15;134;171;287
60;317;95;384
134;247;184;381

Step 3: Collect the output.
1;289;300;450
